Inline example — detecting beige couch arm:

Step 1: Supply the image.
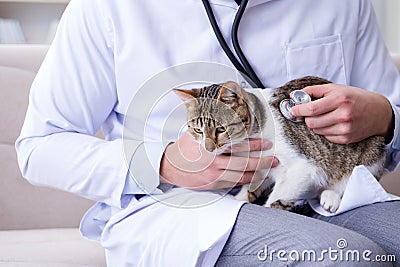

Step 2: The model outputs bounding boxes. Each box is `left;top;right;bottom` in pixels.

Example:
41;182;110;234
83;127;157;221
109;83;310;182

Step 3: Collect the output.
0;45;106;266
0;45;95;230
380;53;400;194
392;53;400;70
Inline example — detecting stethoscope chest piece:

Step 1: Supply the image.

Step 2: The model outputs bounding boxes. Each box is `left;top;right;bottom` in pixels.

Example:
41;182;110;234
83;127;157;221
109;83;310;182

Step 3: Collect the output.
279;90;311;123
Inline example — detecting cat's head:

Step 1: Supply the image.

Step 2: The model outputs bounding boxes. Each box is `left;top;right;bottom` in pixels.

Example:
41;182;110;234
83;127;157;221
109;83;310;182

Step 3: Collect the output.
173;81;254;154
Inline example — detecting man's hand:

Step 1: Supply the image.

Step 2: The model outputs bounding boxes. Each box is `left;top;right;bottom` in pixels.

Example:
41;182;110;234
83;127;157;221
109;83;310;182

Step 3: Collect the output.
159;132;278;190
290;83;394;144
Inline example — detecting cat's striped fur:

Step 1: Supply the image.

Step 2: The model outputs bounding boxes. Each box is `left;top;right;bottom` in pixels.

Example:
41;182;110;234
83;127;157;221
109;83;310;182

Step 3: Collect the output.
174;77;386;212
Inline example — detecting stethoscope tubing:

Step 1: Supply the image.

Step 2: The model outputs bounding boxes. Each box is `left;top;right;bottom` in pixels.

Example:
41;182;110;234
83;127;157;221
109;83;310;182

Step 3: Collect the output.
231;0;264;88
203;0;313;122
202;0;265;88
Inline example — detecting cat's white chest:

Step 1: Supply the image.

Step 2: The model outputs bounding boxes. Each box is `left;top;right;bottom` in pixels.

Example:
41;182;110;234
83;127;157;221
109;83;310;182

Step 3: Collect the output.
243;95;327;205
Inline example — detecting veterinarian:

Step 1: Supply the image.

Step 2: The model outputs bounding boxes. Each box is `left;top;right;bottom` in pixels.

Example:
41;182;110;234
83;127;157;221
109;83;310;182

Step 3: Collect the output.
16;0;400;266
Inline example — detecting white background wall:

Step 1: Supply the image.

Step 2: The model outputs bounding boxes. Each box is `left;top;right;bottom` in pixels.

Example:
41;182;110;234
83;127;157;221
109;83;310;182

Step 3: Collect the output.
371;0;400;53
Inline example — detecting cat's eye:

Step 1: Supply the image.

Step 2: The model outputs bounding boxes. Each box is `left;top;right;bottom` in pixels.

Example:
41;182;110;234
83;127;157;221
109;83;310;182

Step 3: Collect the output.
193;128;203;134
216;126;226;134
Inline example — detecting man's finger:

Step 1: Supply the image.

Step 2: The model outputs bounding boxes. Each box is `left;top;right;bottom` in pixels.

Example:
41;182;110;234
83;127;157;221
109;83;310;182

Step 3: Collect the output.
218;169;267;185
304;108;340;129
225;139;272;153
302;84;331;98
291;86;339;117
215;155;278;172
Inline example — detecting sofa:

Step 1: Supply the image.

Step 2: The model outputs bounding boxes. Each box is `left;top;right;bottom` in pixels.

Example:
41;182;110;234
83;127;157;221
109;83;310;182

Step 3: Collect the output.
0;44;399;266
0;45;106;266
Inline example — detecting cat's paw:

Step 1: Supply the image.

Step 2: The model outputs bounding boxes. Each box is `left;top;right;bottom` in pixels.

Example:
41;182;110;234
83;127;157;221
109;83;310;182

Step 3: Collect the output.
248;190;260;203
248;189;270;205
268;199;296;211
320;190;341;213
248;181;273;205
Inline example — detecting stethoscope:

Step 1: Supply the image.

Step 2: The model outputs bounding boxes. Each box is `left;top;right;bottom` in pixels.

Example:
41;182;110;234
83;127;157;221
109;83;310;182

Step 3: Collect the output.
202;0;264;88
202;0;311;122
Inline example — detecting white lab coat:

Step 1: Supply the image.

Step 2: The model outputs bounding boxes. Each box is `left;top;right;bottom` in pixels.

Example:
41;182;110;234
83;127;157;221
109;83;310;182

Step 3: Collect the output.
15;0;400;266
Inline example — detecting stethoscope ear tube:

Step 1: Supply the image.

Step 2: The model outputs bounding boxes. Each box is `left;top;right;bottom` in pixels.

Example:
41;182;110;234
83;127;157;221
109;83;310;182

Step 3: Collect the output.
202;0;265;89
231;0;264;88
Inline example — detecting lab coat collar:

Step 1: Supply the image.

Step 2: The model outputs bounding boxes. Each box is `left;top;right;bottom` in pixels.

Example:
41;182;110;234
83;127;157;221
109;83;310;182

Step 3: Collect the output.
205;0;274;9
246;0;275;8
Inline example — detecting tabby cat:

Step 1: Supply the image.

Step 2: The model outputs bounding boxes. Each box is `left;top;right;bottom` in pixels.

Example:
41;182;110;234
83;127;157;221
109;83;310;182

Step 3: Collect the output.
173;76;386;212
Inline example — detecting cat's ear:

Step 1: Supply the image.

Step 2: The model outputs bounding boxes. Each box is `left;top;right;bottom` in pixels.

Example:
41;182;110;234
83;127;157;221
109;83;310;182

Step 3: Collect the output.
173;89;199;108
218;81;245;105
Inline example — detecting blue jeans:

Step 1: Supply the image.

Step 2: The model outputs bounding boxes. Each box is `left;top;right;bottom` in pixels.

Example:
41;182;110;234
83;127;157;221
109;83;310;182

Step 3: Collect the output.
216;201;399;266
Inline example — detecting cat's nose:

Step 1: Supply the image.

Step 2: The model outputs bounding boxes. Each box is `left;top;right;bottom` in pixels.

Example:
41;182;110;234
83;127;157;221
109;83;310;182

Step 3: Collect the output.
204;138;216;152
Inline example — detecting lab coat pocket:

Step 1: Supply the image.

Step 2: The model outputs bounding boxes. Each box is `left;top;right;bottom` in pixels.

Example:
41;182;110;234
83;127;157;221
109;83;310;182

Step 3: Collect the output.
285;34;347;84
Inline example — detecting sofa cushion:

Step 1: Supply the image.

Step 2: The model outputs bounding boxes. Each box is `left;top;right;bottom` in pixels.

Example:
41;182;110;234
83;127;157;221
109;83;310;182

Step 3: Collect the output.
0;66;33;145
0;228;105;266
0;45;48;73
393;53;400;70
0;45;95;230
0;144;94;230
0;45;48;145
